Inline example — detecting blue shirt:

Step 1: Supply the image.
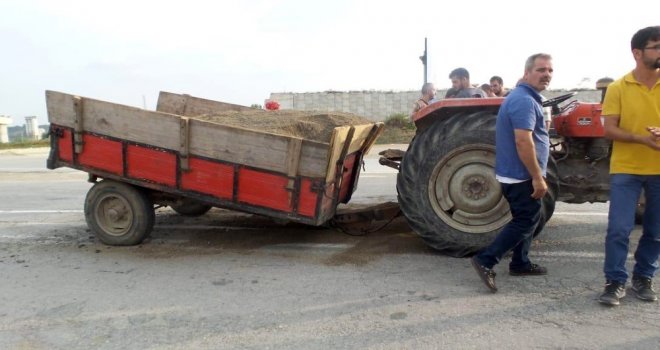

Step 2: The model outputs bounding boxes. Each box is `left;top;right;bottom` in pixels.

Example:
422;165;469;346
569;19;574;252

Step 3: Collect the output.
495;83;549;180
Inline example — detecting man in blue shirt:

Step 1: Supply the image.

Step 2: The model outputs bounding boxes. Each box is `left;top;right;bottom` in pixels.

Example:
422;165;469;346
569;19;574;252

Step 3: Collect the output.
470;53;553;292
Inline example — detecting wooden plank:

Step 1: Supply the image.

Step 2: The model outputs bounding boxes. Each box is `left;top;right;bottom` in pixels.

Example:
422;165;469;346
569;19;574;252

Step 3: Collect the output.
156;91;253;116
187;118;329;177
46;91;332;177
344;124;380;155
359;122;385;155
179;117;190;171
323;123;377;183
48;91;182;151
285;138;303;184
285;137;303;207
324;126;351;183
73;96;84;154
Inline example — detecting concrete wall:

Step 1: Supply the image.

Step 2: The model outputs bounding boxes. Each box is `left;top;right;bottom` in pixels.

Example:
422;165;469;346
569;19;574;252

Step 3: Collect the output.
269;89;603;121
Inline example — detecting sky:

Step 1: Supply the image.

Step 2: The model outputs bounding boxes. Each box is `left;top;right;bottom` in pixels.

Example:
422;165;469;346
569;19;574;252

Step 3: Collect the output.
0;0;657;126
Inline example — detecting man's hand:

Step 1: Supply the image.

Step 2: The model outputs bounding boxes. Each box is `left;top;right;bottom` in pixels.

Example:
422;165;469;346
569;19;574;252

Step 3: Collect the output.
531;176;548;199
642;126;660;150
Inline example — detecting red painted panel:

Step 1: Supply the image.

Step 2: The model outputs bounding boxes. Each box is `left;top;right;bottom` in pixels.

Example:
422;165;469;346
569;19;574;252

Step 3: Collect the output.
338;153;358;203
238;168;292;212
77;134;123;174
127;145;176;186
181;157;234;199
298;178;319;217
553;102;605;138
58;128;73;162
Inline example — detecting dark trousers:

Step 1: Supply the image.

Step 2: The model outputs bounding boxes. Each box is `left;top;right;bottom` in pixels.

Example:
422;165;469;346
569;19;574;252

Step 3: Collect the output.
475;180;542;270
604;174;660;283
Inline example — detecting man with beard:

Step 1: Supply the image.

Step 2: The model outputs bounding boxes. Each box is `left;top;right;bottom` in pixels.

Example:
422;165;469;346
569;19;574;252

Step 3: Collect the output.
470;53;553;292
490;76;507;97
445;68;485;98
598;26;660;306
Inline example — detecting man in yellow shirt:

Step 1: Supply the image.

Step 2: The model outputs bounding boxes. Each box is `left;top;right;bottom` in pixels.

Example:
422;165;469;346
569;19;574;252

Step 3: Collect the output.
598;26;660;306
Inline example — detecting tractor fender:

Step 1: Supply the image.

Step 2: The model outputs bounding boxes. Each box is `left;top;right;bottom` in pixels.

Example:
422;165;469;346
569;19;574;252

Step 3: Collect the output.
412;98;504;133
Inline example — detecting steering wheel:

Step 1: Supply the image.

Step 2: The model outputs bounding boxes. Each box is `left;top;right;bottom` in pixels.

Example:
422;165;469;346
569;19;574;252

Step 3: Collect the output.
542;92;577;108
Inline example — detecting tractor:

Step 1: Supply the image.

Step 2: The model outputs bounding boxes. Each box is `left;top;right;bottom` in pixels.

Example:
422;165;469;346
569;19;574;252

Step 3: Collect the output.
384;91;622;257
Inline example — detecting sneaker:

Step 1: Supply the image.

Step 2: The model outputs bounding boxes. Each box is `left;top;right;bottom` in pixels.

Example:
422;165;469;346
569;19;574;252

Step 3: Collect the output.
632;276;657;302
470;256;497;293
598;281;626;306
509;263;548;276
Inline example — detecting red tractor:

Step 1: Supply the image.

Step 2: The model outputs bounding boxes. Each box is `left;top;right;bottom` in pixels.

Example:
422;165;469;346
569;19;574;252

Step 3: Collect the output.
386;92;620;257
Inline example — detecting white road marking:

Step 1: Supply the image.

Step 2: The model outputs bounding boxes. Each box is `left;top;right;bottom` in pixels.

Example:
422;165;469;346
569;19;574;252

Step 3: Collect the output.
553;212;608;216
360;174;396;178
0;221;261;232
534;251;605;258
0;210;83;213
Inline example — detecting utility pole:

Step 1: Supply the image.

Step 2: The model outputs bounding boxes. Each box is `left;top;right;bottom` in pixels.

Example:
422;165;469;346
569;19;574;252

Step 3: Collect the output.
419;37;428;84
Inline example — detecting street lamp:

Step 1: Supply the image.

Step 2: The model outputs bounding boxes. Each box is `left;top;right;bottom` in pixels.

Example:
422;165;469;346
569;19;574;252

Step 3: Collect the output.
419;37;428;84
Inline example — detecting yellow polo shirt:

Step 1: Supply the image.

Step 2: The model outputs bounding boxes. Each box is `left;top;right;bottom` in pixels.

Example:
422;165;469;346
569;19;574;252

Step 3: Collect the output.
602;71;660;174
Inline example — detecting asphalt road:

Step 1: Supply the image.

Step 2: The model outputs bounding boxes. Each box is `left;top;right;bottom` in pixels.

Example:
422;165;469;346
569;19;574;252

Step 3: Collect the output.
0;147;657;350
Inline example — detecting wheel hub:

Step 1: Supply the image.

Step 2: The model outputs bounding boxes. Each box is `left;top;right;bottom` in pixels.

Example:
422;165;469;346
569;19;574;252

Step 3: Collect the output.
463;176;489;200
95;194;133;236
429;145;511;234
106;207;126;222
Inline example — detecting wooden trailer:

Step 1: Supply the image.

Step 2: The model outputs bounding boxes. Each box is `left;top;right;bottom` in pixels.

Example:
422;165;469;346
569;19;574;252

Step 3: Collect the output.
46;91;383;245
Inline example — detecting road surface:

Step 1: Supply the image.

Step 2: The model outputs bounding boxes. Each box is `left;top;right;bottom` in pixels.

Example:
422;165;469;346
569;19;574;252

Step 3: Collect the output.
0;147;657;349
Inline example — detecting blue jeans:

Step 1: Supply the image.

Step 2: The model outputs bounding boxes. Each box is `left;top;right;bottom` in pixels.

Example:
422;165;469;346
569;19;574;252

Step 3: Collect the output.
604;174;660;283
476;180;542;270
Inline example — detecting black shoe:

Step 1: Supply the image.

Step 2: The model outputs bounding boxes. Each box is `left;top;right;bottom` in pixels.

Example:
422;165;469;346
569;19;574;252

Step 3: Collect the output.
632;276;657;302
598;281;626;306
471;257;497;293
509;263;548;276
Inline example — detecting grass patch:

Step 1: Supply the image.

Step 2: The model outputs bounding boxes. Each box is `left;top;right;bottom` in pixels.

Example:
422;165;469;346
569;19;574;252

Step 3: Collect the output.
0;139;50;150
375;113;416;144
376;127;415;144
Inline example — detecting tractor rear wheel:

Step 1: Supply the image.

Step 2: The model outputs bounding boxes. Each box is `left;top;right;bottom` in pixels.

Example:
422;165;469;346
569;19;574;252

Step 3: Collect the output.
397;111;558;257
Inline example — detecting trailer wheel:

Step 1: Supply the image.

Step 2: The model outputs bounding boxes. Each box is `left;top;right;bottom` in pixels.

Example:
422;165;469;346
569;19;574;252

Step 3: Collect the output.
85;180;155;246
397;110;558;257
170;198;213;217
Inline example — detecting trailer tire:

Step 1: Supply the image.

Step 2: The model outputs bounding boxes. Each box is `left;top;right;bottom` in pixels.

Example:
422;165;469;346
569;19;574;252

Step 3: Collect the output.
85;180;155;246
170;198;213;217
397;110;558;257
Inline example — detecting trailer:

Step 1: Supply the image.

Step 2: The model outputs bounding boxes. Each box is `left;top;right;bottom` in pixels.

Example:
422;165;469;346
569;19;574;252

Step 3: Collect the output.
46;91;383;245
